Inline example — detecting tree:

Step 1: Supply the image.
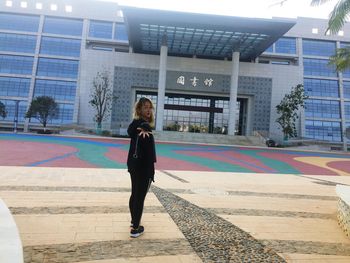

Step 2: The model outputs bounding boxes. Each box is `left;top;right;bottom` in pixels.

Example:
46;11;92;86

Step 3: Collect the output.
0;101;6;119
26;96;58;131
276;84;308;140
89;70;115;133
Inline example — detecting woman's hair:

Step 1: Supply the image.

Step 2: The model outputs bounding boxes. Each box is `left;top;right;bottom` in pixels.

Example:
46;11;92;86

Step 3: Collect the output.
133;97;155;127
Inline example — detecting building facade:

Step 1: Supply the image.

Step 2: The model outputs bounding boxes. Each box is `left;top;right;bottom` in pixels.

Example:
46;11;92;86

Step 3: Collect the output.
0;0;349;144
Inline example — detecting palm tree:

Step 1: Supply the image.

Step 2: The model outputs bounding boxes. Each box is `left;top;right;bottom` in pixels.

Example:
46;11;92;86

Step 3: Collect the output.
311;0;350;71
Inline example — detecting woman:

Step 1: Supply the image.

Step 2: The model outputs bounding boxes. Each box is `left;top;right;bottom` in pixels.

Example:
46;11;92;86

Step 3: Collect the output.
127;97;156;238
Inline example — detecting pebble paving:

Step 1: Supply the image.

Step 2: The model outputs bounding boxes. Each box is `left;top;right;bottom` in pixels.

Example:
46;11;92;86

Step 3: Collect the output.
151;185;286;262
24;239;194;263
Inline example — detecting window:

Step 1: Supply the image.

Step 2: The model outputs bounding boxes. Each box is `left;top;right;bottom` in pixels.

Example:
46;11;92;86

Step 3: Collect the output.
345;102;350;120
43;17;83;36
29;103;74;124
0;13;39;32
40;37;81;57
303;39;336;57
36;58;79;79
264;45;273;53
304;78;339;97
344;81;350;99
305;99;340;118
0;55;33;75
275;37;296;54
89;21;113;39
0;99;27;122
0;77;30;97
303;58;337;77
34;79;76;101
114;23;128;41
305;120;341;141
0;33;36;53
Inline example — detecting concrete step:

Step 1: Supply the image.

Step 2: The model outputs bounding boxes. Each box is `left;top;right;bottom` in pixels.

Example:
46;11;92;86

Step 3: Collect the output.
153;131;266;147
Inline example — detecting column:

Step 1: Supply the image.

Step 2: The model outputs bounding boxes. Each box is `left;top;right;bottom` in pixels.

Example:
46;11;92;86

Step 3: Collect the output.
228;51;240;135
155;35;168;131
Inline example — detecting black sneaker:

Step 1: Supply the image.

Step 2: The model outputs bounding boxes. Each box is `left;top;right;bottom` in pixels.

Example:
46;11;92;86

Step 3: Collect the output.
130;226;144;238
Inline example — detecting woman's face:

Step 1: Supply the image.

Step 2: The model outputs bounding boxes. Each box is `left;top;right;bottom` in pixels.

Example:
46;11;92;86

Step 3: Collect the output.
140;101;152;120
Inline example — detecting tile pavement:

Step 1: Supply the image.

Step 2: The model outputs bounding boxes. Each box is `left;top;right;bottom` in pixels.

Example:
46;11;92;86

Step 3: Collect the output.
0;166;350;262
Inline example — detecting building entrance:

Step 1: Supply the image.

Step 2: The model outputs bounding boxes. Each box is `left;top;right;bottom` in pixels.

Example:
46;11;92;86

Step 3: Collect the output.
136;91;247;135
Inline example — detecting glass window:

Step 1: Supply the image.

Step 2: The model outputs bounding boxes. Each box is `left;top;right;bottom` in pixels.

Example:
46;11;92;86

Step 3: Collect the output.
0;77;30;97
303;58;337;77
345;102;350;120
34;79;76;101
0;99;27;122
29;103;74;124
0;33;37;53
43;17;83;36
264;45;273;53
114;23;128;41
275;37;296;54
36;58;79;79
305;99;340;118
0;13;39;32
344;81;350;99
303;39;336;57
304;78;339;97
305;120;341;141
0;55;33;75
40;37;81;57
89;20;112;39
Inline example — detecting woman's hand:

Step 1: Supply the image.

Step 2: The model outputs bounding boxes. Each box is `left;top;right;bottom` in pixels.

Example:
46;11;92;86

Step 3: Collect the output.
137;128;152;138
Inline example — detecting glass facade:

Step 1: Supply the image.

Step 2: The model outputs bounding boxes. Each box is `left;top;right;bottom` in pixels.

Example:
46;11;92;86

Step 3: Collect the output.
304;78;339;97
89;21;113;39
344;81;350;99
275;37;296;54
303;39;336;57
303;58;337;77
345;102;350;120
0;99;27;123
0;77;30;97
34;79;77;101
0;13;39;32
305;99;340;118
40;37;81;57
0;33;37;53
43;17;83;36
305;120;341;141
114;23;128;41
0;55;34;75
37;58;79;79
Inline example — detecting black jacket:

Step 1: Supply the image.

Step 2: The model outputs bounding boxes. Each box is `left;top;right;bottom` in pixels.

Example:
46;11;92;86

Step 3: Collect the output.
127;118;156;181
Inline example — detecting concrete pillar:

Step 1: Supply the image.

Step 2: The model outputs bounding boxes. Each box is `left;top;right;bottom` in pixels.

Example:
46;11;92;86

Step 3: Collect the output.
155;35;168;131
228;51;240;135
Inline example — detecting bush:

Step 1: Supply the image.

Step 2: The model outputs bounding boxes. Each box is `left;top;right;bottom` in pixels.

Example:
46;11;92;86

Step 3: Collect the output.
101;130;111;136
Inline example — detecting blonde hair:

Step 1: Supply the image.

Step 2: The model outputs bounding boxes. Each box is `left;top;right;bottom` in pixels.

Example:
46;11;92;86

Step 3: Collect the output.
133;97;155;127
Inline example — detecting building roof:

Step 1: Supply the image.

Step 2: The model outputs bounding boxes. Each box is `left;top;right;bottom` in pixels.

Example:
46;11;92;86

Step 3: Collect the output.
122;7;296;61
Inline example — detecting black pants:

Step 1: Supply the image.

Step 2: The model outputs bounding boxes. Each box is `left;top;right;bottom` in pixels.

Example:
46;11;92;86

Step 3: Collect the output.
129;170;152;228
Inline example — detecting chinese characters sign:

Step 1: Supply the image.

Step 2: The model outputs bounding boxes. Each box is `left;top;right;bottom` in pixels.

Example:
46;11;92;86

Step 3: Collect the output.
177;75;214;87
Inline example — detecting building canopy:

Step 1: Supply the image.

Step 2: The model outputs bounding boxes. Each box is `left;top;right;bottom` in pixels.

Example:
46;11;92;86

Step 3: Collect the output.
122;7;296;61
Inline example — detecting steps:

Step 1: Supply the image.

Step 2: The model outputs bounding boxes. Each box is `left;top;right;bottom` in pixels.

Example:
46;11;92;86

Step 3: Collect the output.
153;131;266;147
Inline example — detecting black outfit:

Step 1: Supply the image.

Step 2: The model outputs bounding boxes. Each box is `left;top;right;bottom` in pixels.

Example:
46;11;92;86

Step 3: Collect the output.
127;118;156;229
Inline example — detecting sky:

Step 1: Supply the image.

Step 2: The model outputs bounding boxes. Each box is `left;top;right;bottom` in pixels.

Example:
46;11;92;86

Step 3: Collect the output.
99;0;338;19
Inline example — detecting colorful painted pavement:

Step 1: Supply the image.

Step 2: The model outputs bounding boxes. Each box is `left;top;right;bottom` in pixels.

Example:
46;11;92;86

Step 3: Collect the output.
0;133;349;176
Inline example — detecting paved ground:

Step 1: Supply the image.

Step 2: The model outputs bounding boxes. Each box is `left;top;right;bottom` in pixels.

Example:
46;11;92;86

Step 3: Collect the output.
1;133;350;262
0;133;349;175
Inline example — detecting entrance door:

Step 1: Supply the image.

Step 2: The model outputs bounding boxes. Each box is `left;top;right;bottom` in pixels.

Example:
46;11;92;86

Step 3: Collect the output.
135;91;248;135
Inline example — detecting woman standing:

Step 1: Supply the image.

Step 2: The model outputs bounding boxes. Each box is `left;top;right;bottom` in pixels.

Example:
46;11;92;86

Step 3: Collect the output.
127;97;156;238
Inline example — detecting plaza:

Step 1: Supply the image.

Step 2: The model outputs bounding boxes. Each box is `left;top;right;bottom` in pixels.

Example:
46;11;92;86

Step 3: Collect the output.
0;134;350;262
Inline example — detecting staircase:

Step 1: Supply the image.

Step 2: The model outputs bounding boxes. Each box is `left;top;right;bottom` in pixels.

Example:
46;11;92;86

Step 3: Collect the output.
153;131;266;147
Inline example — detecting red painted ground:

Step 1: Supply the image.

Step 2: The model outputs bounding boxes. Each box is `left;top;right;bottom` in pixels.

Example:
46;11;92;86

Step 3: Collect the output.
327;160;350;174
0;141;77;166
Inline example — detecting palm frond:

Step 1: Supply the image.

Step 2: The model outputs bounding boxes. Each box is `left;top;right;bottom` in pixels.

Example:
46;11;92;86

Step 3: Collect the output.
310;0;333;6
327;0;350;34
329;46;350;71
